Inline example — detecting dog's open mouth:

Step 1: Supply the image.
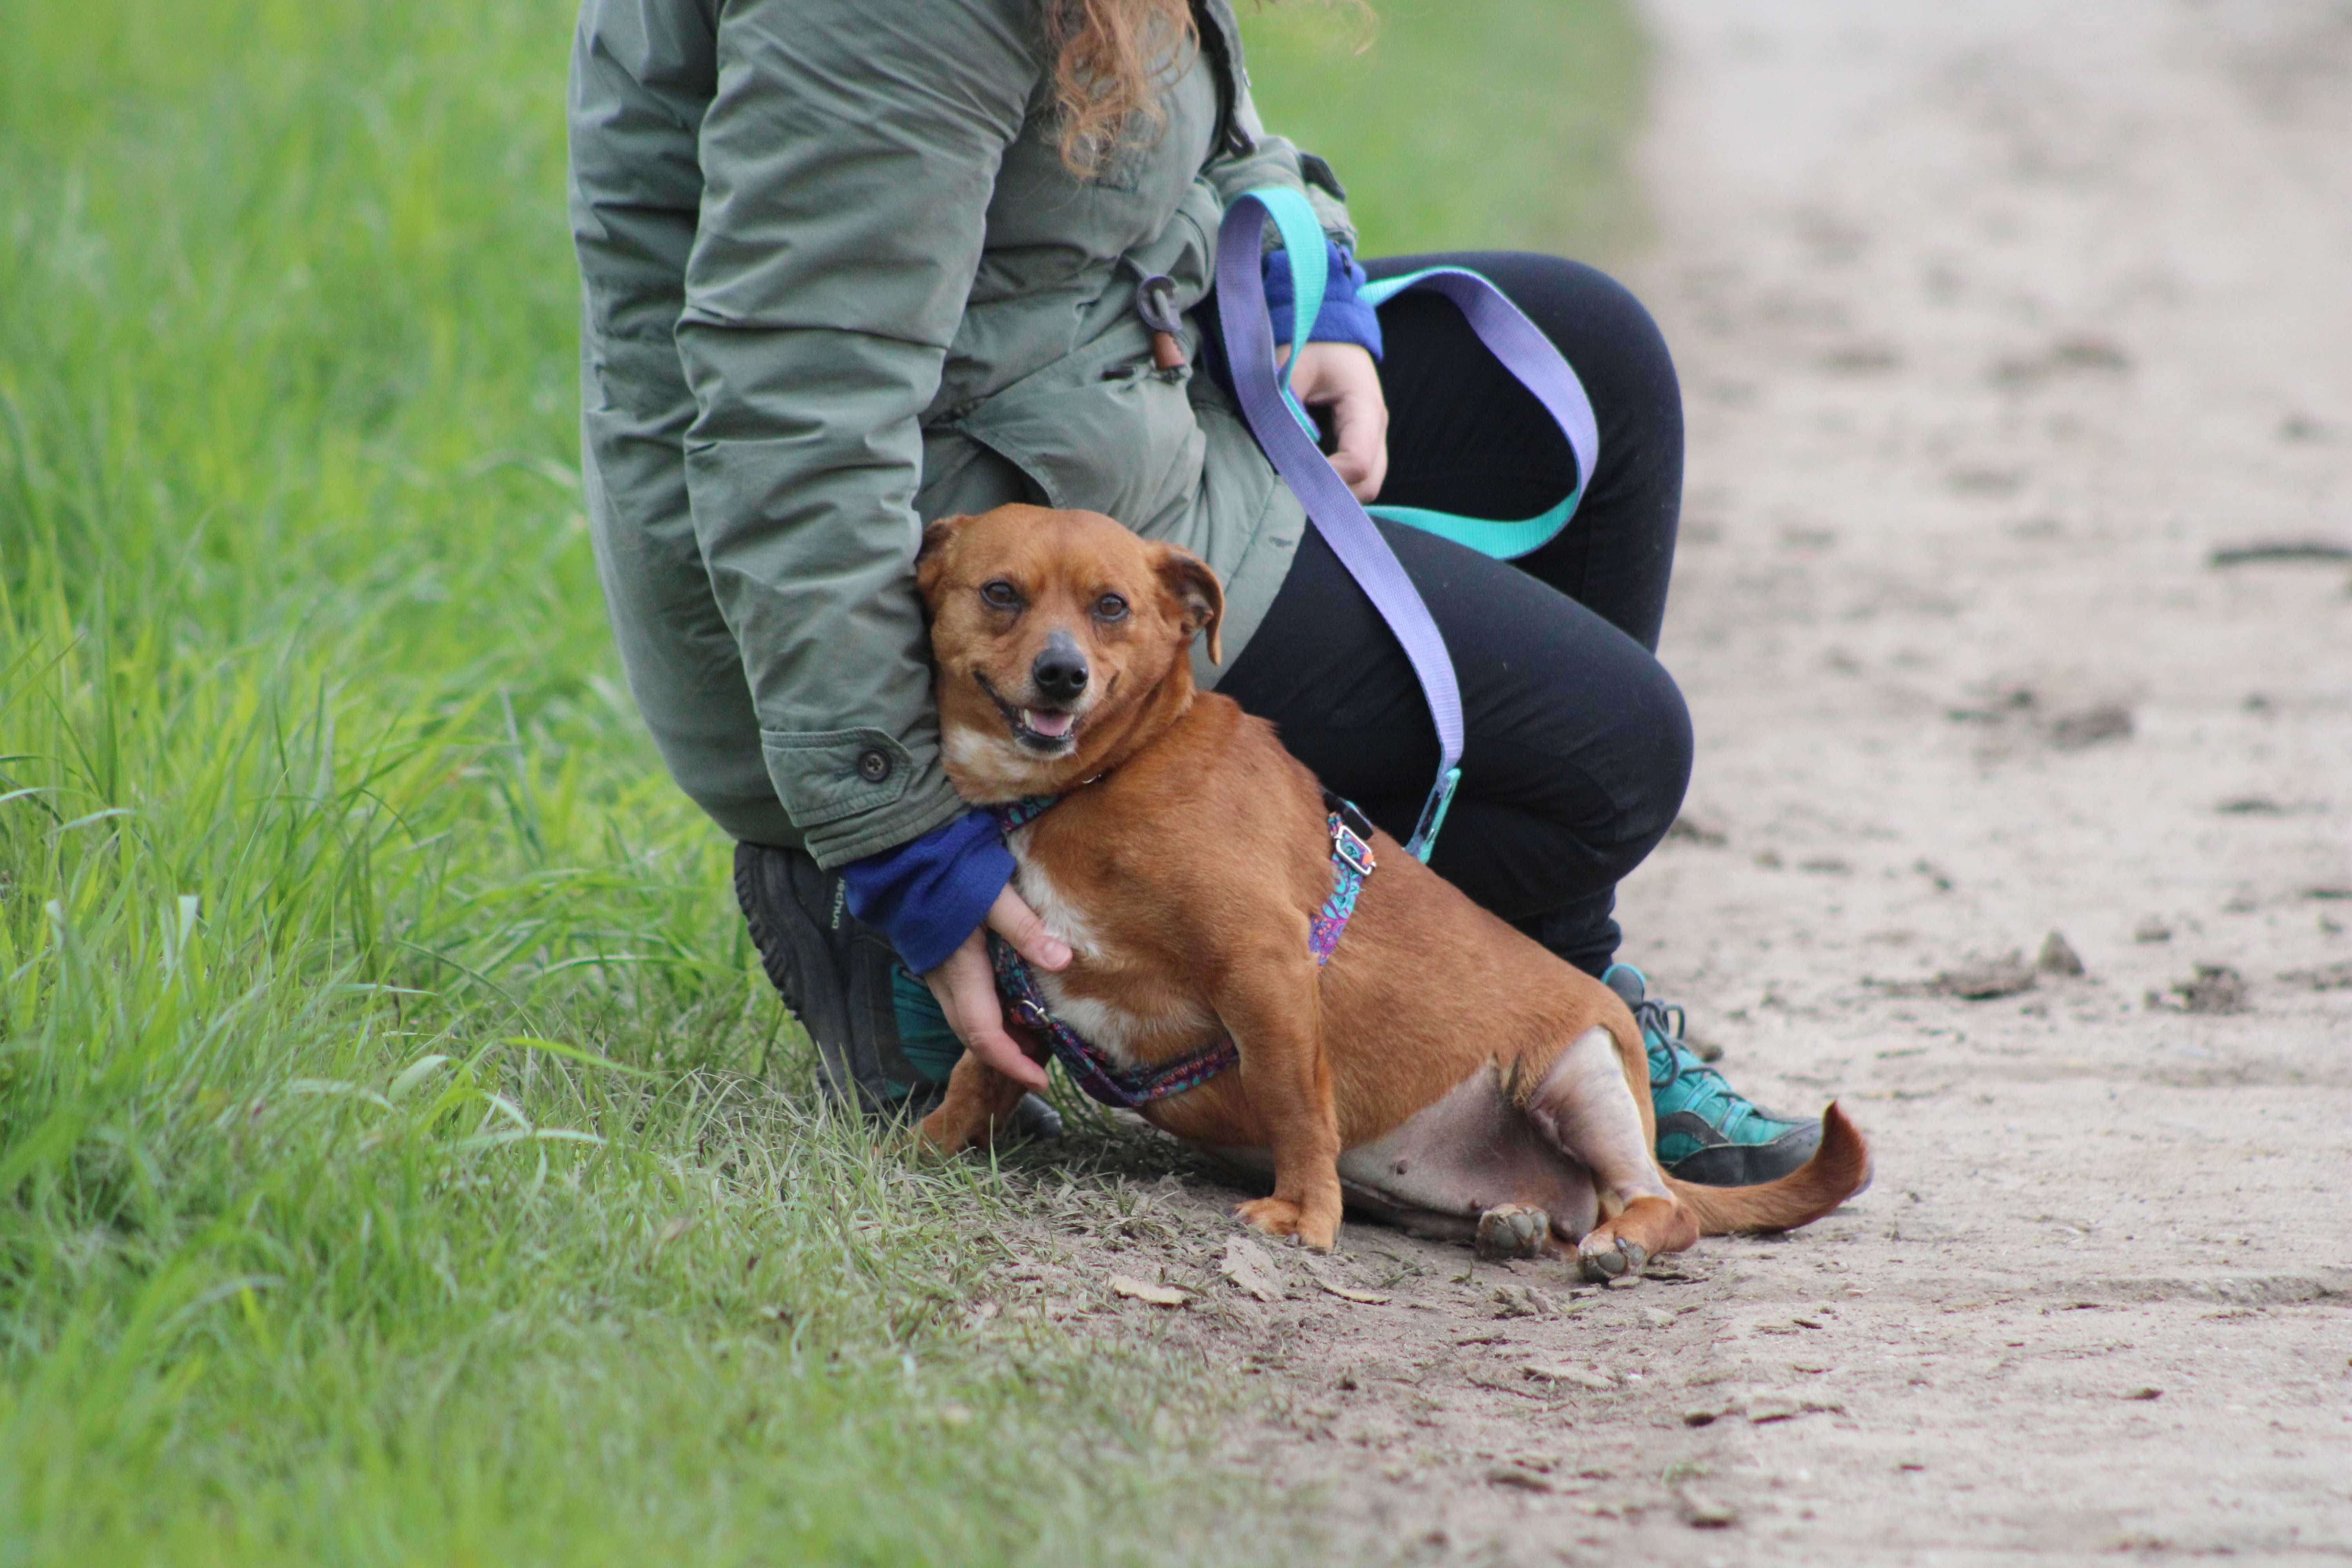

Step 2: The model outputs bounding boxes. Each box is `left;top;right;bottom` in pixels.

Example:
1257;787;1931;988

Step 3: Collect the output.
975;673;1080;755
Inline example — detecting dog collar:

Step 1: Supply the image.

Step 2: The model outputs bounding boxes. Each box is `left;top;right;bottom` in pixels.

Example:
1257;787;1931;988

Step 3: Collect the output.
987;769;1108;836
986;789;1377;1110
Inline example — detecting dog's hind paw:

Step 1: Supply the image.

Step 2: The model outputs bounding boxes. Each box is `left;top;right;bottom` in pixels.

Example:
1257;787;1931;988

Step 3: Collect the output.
1475;1204;1552;1261
1576;1232;1649;1284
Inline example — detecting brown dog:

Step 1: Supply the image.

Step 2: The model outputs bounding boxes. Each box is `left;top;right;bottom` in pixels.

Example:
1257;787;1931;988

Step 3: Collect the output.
914;504;1868;1278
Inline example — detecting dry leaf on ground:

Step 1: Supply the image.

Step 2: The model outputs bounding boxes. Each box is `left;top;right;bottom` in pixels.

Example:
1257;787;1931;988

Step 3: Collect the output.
1220;1236;1287;1302
1522;1362;1616;1391
1317;1279;1392;1305
1110;1275;1188;1308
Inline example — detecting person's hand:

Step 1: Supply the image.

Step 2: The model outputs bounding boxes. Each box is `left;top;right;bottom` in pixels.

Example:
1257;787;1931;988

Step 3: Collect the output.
1282;341;1390;502
920;884;1069;1091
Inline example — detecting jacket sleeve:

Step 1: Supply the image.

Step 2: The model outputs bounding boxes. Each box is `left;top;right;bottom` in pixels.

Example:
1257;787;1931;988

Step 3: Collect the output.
676;0;1036;867
840;810;1016;975
1265;242;1384;358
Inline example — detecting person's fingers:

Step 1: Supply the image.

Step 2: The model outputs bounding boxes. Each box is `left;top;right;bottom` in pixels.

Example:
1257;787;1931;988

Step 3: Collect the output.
1325;434;1369;490
1000;1016;1049;1063
924;947;1050;1090
922;931;1050;1086
956;1009;1051;1089
1326;380;1389;501
1281;345;1389;501
1355;432;1389;502
985;884;1071;971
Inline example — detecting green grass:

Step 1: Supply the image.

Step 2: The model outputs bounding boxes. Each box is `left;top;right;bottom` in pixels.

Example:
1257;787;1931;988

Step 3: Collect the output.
1240;0;1647;259
0;0;1638;1561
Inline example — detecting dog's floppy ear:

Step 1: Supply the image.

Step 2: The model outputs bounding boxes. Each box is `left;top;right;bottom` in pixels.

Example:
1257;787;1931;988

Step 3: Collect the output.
915;514;972;606
1154;544;1224;664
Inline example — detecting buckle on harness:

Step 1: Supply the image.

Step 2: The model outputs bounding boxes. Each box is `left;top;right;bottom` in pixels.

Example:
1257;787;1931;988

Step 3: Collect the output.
1330;818;1376;878
1321;790;1378;878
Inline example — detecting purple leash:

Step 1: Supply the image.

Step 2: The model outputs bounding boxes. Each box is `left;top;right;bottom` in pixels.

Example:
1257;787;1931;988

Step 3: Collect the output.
1214;195;1463;860
1214;187;1603;860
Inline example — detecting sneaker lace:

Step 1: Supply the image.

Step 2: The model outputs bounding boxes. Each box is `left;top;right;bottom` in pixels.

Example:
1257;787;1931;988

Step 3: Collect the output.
1637;996;1711;1091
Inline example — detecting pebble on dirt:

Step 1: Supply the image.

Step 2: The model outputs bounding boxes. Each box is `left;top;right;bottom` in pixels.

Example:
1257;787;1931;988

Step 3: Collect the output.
2036;931;2087;976
1491;1284;1566;1319
2134;916;2174;944
1743;1391;1844;1423
2216;795;2289;815
1937;951;2037;1000
2148;964;2250;1015
1666;813;1729;846
2206;538;2352;566
2048;703;2134;750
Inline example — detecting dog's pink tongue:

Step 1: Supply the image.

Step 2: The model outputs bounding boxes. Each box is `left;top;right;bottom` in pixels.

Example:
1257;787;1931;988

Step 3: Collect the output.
1024;708;1075;739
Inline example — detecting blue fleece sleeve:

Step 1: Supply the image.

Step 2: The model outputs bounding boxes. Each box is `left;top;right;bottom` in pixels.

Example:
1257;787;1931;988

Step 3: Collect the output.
839;810;1015;975
1263;241;1384;359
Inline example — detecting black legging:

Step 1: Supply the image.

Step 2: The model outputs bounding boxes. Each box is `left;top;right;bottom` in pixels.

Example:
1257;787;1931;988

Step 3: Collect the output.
1215;252;1690;976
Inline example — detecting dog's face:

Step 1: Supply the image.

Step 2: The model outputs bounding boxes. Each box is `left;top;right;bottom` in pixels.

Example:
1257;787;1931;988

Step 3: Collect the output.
916;504;1222;800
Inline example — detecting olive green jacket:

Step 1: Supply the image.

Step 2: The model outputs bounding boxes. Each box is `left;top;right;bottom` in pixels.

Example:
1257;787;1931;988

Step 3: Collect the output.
568;0;1350;865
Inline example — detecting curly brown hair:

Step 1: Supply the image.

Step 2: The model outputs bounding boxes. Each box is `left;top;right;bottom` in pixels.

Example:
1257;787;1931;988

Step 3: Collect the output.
1041;0;1199;177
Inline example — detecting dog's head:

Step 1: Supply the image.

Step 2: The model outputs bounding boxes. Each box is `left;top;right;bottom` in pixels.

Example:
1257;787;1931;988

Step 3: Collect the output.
916;504;1223;802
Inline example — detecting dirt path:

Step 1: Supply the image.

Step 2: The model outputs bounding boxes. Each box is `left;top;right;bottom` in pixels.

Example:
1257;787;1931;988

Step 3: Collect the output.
999;5;2352;1561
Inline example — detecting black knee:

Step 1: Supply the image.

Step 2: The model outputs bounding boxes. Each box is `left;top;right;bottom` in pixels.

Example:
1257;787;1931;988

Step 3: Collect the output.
1584;647;1693;884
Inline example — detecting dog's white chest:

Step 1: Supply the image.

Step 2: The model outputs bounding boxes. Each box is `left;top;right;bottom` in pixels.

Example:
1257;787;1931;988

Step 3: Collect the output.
944;729;1041;806
1005;828;1212;1067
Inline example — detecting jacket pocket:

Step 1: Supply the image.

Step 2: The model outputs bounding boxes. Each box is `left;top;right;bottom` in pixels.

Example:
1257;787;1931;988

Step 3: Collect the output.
758;726;916;829
952;338;1205;534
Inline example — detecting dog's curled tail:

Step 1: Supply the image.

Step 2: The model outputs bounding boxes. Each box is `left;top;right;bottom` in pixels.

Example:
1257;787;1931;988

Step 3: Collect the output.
1667;1102;1872;1237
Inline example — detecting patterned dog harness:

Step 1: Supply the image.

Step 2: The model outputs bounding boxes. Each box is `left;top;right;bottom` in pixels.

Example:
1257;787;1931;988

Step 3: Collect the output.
987;790;1378;1110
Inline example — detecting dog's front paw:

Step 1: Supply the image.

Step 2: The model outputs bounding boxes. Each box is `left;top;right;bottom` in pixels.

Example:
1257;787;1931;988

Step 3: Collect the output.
1575;1228;1649;1284
1235;1196;1339;1251
1234;1196;1304;1240
911;1106;979;1157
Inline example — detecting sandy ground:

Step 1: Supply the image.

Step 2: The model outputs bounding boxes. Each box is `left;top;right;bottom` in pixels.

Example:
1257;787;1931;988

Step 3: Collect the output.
992;4;2352;1561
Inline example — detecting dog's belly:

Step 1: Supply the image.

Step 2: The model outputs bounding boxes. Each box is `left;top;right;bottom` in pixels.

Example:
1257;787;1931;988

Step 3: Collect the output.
1203;1063;1601;1243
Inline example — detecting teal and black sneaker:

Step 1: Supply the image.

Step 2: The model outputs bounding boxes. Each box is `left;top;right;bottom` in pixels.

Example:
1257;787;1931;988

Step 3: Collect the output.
1602;963;1818;1186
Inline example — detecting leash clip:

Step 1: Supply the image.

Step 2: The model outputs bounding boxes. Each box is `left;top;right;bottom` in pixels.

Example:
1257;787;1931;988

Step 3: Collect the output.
1405;766;1461;864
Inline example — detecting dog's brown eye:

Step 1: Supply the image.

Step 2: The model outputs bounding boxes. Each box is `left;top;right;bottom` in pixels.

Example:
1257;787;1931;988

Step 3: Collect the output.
980;579;1022;611
1094;593;1128;622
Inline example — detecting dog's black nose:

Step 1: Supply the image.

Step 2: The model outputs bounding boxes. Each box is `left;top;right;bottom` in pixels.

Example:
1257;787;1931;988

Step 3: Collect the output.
1031;633;1089;701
